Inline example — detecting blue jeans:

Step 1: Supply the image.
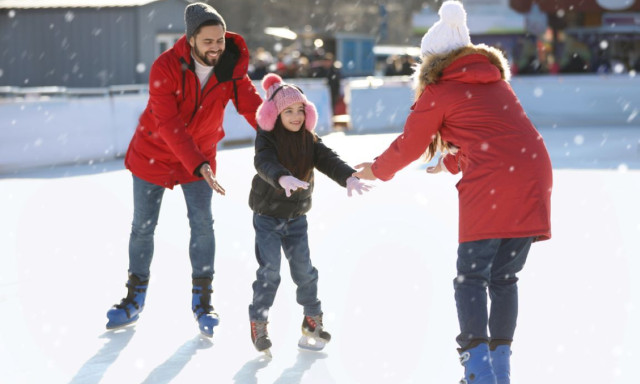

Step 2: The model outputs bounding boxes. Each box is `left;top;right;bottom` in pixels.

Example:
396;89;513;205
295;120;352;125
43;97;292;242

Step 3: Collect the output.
128;175;215;281
249;213;321;321
454;237;533;349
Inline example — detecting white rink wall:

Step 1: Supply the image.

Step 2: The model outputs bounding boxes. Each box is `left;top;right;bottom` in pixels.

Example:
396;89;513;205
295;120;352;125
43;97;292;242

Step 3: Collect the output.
1;74;639;174
346;74;640;132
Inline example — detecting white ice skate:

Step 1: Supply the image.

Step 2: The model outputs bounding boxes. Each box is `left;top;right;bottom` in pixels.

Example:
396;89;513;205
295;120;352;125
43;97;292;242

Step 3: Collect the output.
298;314;331;351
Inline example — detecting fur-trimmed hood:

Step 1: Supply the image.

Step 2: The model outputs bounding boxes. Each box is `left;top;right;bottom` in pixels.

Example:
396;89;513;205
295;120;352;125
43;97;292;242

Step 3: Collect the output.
414;44;511;97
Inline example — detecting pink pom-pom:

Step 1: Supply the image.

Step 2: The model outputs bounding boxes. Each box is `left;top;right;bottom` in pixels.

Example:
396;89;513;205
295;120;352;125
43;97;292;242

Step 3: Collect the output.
261;73;282;91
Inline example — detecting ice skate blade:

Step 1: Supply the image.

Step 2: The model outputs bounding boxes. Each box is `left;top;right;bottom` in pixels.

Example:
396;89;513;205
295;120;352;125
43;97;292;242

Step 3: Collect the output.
262;349;273;358
106;315;139;330
297;335;327;351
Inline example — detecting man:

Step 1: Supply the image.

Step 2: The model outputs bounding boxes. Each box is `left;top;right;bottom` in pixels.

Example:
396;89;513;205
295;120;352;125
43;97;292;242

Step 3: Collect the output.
106;2;262;337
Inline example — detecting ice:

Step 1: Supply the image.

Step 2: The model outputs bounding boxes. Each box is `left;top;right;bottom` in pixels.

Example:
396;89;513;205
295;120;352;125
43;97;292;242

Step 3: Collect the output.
1;130;640;383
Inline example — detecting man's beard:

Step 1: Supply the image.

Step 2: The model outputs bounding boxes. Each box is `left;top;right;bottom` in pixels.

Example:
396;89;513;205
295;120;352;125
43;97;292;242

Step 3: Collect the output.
194;45;221;66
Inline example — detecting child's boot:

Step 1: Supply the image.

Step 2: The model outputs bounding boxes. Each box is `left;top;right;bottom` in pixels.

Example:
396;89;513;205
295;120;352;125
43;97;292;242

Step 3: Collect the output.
106;274;148;329
298;314;331;351
458;342;498;384
490;343;512;384
192;278;219;337
250;320;272;357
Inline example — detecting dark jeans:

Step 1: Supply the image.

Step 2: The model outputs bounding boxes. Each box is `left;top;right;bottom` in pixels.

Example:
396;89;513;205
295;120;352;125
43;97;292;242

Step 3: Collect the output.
454;237;533;349
249;213;321;321
128;175;215;281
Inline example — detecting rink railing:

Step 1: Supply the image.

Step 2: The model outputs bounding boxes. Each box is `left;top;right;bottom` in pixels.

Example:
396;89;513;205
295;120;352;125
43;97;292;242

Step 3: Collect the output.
1;74;639;174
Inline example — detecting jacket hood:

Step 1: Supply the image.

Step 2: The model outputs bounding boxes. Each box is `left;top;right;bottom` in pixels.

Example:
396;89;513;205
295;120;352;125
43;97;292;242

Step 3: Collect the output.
414;44;510;95
173;31;251;81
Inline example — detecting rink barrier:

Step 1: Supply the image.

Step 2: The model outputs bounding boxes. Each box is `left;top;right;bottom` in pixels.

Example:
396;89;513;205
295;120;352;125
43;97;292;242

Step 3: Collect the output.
0;80;331;174
344;74;640;132
1;75;638;174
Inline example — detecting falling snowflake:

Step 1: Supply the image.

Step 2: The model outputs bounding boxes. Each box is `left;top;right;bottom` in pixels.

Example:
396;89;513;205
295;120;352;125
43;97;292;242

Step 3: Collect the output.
136;63;146;73
573;135;585;145
599;40;608;50
8;10;16;18
533;87;543;98
64;11;74;22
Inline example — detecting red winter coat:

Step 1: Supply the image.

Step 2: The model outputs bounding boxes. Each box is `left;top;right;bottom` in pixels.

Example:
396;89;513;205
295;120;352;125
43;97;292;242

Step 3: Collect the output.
125;33;262;188
372;46;552;243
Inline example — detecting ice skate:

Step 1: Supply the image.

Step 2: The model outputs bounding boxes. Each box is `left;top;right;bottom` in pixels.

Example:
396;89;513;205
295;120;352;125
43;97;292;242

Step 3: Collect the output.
250;320;272;358
298;314;331;351
192;278;219;337
106;275;148;330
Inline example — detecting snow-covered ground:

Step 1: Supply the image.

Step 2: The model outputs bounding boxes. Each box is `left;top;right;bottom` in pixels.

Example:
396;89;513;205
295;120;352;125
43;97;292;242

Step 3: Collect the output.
1;126;640;383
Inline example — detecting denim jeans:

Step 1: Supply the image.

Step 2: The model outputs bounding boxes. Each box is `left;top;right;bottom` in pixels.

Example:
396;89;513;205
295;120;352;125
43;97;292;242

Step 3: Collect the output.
249;213;321;321
128;175;215;281
454;237;533;349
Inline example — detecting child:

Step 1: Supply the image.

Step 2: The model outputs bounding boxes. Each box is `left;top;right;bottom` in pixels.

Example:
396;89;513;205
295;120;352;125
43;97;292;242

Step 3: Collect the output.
248;73;369;355
353;2;552;383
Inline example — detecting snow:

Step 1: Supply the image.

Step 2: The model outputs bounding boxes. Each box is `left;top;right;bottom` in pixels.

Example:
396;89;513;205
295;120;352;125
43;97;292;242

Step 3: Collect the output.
1;127;640;383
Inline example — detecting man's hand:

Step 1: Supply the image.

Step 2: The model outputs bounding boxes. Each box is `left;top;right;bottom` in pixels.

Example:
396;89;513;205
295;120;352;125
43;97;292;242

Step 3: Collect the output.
200;163;226;195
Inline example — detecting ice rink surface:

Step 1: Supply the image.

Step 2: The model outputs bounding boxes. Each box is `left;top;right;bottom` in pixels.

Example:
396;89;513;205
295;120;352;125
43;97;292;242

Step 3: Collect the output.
1;127;640;383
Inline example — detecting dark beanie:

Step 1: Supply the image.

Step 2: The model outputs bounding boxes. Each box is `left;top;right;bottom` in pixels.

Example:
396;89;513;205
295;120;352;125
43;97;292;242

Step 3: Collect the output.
184;2;226;40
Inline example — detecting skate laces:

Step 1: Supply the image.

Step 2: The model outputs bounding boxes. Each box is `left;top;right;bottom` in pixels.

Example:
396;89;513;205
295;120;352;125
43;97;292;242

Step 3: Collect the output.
251;321;269;340
114;282;146;312
459;351;471;365
305;315;322;331
192;286;214;318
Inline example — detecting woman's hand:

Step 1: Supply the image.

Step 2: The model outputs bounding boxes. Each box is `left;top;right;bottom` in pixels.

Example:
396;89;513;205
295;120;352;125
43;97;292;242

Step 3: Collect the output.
426;155;445;174
352;162;377;181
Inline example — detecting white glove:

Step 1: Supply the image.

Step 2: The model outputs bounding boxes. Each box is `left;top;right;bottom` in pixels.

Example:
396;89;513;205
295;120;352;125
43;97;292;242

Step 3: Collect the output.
346;176;372;197
278;175;309;197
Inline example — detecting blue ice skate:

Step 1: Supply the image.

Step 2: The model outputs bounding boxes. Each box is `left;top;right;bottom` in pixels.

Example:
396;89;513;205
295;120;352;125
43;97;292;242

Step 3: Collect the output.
490;344;512;384
106;275;148;330
192;278;219;337
459;342;497;384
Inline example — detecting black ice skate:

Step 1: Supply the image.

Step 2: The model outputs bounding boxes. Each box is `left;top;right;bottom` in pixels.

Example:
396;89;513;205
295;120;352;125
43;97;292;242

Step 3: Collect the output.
298;314;331;351
251;320;272;358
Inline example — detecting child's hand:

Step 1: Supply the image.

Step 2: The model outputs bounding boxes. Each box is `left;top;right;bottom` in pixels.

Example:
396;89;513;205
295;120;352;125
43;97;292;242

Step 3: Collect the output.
346;176;372;197
278;175;309;197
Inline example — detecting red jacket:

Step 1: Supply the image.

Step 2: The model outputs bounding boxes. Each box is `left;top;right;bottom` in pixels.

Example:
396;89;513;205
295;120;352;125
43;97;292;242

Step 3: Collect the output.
125;33;262;188
372;48;552;243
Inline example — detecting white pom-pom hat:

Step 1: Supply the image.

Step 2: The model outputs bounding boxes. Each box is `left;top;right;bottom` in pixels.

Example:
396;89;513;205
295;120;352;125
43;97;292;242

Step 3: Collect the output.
420;1;471;56
256;73;317;132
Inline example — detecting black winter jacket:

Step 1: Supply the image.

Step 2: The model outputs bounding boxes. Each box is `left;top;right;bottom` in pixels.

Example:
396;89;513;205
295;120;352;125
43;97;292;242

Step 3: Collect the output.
249;128;355;219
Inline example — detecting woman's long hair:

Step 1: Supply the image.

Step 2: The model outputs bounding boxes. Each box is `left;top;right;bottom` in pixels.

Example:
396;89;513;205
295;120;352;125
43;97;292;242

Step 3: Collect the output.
413;57;452;162
272;116;316;182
